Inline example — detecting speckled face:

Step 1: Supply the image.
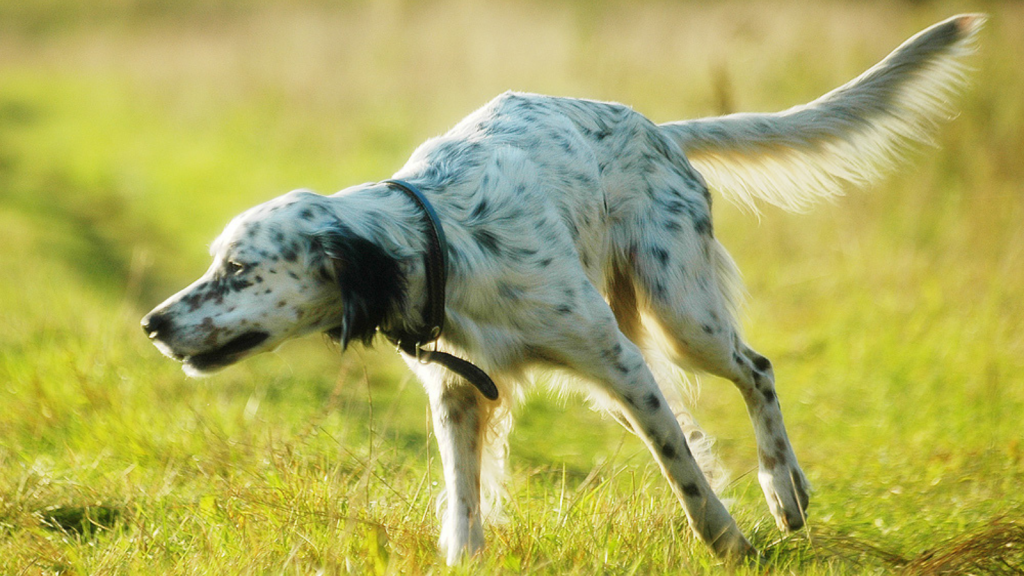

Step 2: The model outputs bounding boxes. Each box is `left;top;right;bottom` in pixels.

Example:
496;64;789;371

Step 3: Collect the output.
141;190;344;376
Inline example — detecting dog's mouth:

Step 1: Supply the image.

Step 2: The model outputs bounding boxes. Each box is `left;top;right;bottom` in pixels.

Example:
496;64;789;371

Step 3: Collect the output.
183;331;270;373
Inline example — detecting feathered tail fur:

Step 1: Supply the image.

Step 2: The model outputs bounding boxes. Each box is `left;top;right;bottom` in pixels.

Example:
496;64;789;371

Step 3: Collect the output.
661;14;984;213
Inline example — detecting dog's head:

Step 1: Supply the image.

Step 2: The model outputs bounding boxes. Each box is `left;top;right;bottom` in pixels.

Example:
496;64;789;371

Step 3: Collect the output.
141;189;406;376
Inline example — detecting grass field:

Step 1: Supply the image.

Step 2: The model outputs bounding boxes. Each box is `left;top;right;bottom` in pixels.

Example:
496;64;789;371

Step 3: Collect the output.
2;0;1023;573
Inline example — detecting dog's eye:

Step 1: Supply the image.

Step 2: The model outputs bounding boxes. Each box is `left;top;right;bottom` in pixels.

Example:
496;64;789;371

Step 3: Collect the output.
228;260;246;275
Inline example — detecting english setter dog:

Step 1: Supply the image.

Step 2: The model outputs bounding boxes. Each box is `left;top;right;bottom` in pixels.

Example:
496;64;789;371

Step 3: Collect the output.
143;15;982;564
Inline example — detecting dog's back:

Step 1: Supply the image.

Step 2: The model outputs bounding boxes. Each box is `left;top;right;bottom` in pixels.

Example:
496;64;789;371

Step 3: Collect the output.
395;13;983;292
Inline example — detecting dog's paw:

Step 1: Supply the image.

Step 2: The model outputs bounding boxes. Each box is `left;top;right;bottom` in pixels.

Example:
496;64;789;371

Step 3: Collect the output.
758;463;810;532
438;515;485;566
704;519;759;564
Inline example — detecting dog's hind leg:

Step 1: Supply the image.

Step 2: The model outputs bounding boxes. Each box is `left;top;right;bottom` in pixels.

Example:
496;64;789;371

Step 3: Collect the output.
628;231;810;532
729;341;810;532
540;281;756;561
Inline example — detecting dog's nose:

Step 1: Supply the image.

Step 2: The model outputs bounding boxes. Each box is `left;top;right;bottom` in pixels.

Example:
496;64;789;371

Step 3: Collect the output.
141;312;172;340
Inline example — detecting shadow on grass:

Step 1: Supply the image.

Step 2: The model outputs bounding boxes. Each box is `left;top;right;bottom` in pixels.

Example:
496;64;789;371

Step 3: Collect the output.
902;519;1024;575
39;504;121;537
764;519;1024;574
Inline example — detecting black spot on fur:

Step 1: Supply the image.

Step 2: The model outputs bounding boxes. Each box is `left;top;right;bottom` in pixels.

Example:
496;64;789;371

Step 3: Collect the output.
447;409;463;426
651;246;669;267
555;304;573;315
224;276;252;292
762;388;776;403
681;483;701;498
498;283;523;301
600;344;621;362
470;199;489;219
511;246;538;260
661;442;677;459
565;219;580;241
793;468;807;495
644;394;661;411
694;216;713;236
752;354;772;373
473;228;501;254
662;198;686;215
775;451;788;466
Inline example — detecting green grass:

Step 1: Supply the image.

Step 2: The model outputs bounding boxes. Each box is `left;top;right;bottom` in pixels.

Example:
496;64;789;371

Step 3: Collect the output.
2;0;1023;573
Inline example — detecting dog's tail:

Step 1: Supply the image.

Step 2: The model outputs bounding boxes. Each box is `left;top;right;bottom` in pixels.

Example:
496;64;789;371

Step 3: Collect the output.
660;14;984;213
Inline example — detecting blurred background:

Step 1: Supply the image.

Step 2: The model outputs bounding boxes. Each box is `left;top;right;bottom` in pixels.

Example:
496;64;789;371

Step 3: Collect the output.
1;0;1022;573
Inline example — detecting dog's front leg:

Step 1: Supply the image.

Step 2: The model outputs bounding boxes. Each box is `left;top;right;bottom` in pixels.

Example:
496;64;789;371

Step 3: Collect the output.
424;376;487;565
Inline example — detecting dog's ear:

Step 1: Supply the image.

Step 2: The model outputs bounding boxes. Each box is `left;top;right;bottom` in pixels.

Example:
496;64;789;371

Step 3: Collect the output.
314;224;405;350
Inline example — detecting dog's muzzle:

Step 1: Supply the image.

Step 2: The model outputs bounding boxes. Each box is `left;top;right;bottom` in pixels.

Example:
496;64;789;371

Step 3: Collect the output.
142;312;269;373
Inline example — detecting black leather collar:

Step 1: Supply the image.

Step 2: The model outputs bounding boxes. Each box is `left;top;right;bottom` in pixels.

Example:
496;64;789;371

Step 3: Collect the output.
381;179;499;401
382;179;448;344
